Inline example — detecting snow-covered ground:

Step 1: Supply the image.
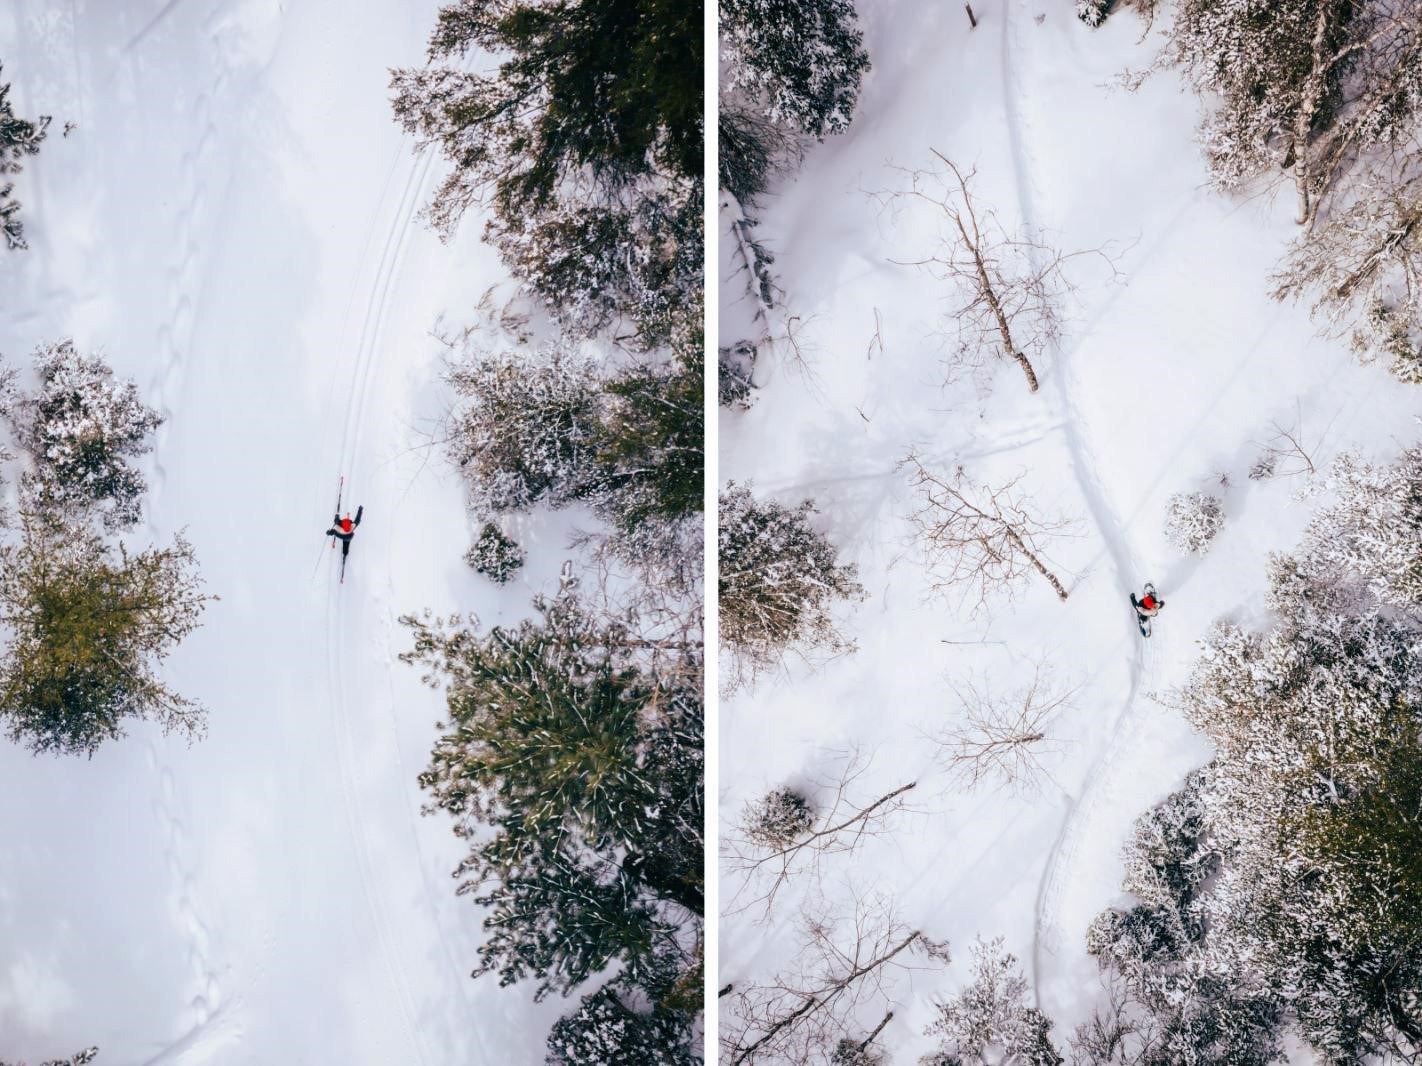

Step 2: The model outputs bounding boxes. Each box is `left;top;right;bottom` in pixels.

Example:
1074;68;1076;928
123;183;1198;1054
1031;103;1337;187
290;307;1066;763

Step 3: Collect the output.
719;1;1421;1056
0;2;570;1062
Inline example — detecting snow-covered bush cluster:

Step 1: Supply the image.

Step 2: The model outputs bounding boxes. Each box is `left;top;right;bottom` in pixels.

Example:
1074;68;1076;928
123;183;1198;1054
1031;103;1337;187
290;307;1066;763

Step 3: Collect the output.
1086;445;1422;1062
923;937;1061;1066
3;341;164;531
743;786;815;848
446;345;603;515
1163;491;1224;555
0;63;50;251
545;986;696;1066
0;1050;98;1066
719;483;864;679
465;522;524;584
1076;0;1112;27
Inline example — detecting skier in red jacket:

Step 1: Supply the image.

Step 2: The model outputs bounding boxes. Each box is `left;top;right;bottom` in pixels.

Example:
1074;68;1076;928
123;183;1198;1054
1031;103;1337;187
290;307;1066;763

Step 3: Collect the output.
325;506;363;558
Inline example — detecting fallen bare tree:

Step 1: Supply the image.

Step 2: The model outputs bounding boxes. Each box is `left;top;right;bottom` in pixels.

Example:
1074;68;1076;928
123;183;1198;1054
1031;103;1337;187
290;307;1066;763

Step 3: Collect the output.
723;749;919;918
903;454;1074;610
934;664;1072;794
721;896;947;1065
879;154;1103;394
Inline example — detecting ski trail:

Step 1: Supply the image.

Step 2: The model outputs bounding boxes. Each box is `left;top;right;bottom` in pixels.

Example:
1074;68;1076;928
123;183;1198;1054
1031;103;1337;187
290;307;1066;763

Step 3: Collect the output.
320;137;443;1066
995;0;1149;1004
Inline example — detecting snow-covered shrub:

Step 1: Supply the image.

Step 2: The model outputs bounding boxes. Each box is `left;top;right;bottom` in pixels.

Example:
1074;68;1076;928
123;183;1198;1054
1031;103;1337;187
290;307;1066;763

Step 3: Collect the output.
0;1052;98;1066
1358;294;1422;384
719;483;864;676
4;341;163;530
1163;492;1223;555
1295;448;1422;609
446;345;603;515
742;786;814;848
718;342;757;409
545;987;695;1066
1;64;51;251
923;937;1062;1066
1076;0;1113;27
721;0;871;139
830;1037;884;1065
466;523;525;583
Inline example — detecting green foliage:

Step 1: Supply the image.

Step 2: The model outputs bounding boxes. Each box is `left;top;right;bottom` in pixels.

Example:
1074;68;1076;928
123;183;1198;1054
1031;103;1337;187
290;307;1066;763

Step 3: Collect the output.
466;522;525;583
1;62;50;251
392;0;701;227
0;518;211;757
546;983;697;1065
596;354;704;535
400;576;702;1000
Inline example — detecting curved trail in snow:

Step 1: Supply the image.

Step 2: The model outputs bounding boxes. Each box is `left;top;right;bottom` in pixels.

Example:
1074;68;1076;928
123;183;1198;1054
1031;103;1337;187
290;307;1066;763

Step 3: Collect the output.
994;0;1150;1004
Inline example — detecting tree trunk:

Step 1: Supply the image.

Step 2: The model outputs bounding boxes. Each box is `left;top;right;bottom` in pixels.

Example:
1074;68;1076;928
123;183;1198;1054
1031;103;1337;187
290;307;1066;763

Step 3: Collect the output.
1005;525;1067;600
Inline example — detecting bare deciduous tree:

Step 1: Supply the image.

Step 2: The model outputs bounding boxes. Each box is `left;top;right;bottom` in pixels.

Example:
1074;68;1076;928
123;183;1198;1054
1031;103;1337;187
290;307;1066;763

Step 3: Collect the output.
879;153;1099;394
1069;973;1162;1066
933;665;1072;794
1248;402;1326;480
721;896;946;1065
903;454;1074;609
723;749;919;918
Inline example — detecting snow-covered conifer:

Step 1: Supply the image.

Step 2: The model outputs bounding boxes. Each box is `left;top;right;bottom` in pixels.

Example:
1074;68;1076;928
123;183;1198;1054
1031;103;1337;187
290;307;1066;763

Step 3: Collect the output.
545;986;695;1066
1167;0;1422;226
1163;492;1223;555
1076;0;1112;27
465;523;525;583
0;63;50;251
720;0;870;140
923;937;1062;1066
4;341;163;531
743;786;814;848
0;518;210;757
718;483;863;679
445;345;603;514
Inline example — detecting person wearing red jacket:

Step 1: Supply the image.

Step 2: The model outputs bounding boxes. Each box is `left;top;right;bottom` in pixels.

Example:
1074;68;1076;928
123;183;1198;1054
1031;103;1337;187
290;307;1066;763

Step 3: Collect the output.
325;505;363;558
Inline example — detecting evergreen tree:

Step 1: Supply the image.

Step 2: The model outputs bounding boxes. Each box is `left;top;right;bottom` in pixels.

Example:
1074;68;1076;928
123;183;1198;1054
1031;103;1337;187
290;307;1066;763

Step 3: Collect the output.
465;522;525;583
0;62;50;251
400;573;702;1000
719;483;863;678
4;341;164;531
390;1;702;349
0;517;210;756
1167;0;1422;226
720;0;870;140
545;984;696;1065
445;344;604;514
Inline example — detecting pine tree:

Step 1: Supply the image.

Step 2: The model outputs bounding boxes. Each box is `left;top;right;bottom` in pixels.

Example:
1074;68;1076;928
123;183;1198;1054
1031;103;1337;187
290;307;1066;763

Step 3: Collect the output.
720;0;870;139
0;62;51;251
445;344;604;514
719;483;863;678
4;341;164;531
465;522;526;583
0;517;211;757
400;574;702;1000
545;985;696;1065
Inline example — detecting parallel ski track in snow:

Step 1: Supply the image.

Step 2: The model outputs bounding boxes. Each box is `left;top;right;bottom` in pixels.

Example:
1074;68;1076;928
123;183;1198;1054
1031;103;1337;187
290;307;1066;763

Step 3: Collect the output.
993;0;1150;1004
322;134;442;1066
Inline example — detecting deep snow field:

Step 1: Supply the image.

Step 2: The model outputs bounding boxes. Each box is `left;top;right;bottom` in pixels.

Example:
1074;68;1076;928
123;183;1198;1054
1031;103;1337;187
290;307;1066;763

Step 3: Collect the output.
0;1;575;1062
719;1;1422;1058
